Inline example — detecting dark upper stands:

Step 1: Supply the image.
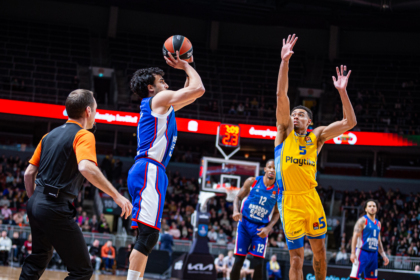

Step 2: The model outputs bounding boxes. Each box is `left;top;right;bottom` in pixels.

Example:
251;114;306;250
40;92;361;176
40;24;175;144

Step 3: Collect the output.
0;20;419;133
0;19;90;103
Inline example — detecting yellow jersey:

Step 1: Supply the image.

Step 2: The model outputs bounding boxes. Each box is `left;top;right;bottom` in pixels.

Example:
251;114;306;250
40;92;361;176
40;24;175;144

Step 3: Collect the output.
275;130;318;193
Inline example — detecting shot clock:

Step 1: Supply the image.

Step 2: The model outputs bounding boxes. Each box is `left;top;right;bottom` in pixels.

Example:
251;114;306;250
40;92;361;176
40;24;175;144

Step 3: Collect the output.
218;124;240;148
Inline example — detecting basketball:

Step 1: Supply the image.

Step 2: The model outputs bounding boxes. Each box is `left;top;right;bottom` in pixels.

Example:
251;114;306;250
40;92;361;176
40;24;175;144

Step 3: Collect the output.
162;35;193;61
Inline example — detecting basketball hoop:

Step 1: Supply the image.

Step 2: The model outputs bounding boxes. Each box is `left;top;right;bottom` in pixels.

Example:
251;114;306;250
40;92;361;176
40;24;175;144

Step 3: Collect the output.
223;186;240;202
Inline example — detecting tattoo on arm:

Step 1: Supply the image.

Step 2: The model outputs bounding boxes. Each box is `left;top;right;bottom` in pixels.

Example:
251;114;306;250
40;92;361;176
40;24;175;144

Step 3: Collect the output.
233;177;253;213
354;217;365;236
352;217;365;253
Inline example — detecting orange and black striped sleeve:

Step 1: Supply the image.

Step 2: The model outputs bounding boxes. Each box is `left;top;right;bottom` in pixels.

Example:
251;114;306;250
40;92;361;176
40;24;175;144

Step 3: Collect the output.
73;129;97;165
29;134;48;167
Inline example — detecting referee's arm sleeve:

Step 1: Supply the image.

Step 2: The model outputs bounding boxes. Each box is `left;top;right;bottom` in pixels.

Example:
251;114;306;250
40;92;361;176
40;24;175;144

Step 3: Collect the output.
29;134;48;167
73;130;98;165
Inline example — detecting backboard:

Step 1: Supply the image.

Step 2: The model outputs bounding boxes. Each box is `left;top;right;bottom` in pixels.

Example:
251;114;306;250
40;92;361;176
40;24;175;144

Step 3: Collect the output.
199;157;260;194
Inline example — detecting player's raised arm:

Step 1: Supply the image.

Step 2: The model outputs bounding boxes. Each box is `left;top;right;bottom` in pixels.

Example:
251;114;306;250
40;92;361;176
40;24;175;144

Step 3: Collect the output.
153;51;205;109
378;232;390;266
233;177;255;222
275;34;298;146
171;56;197;111
314;65;357;149
350;216;366;263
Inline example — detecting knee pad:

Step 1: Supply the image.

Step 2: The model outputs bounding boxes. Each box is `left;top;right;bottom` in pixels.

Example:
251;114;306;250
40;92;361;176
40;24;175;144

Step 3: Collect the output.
253;256;264;266
233;254;246;265
134;222;160;256
230;255;246;280
253;257;264;279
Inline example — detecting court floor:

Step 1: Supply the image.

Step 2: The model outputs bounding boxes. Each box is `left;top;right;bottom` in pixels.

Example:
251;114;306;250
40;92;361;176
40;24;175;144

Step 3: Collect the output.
0;266;155;280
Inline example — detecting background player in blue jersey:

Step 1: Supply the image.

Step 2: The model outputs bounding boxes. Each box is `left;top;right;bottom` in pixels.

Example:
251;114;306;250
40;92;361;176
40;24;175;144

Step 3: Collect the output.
350;199;389;280
231;160;280;280
126;52;205;280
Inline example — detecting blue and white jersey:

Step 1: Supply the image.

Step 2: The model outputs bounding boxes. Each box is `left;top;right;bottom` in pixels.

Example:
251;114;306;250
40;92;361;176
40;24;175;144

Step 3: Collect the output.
241;176;279;225
358;215;381;252
134;97;177;167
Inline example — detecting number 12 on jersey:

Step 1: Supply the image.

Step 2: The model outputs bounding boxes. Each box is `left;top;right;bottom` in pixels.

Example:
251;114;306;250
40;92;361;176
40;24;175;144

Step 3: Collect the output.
259;196;267;205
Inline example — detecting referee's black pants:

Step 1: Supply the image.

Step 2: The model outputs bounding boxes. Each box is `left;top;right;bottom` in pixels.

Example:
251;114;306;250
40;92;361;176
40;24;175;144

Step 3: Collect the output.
20;190;93;280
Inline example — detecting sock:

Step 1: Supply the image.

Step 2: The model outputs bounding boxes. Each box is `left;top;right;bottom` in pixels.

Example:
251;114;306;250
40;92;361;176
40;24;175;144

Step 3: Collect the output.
127;269;140;280
139;278;143;280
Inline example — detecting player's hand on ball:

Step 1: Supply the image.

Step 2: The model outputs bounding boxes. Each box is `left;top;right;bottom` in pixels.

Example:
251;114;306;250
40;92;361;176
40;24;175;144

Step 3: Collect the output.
383;256;389;266
257;227;270;238
164;51;189;70
233;212;242;222
350;253;356;263
281;34;298;61
114;194;133;219
333;65;352;91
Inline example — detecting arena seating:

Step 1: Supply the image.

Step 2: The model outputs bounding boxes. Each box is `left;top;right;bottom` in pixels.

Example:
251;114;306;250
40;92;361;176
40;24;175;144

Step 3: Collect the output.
1;20;420;134
0;19;90;103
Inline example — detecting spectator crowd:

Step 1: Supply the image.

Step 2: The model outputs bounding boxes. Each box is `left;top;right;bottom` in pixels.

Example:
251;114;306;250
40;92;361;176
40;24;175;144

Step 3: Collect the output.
2;151;420;274
331;186;420;265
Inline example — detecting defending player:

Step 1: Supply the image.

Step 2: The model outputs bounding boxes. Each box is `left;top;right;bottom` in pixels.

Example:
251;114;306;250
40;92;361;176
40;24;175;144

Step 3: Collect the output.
275;34;357;280
231;160;280;280
350;200;389;279
126;53;205;280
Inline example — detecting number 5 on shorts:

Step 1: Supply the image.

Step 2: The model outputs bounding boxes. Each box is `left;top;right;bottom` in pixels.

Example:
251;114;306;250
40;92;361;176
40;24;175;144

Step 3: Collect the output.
319;217;326;229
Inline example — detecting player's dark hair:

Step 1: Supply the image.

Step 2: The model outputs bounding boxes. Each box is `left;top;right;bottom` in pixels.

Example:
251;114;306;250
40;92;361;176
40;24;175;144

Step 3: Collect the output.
65;89;95;119
130;67;165;98
364;199;379;213
266;159;275;166
291;105;313;120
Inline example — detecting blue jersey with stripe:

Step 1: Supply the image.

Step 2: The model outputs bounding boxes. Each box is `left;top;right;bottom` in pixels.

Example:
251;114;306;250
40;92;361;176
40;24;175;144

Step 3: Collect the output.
241;176;279;225
358;215;380;252
134;97;178;167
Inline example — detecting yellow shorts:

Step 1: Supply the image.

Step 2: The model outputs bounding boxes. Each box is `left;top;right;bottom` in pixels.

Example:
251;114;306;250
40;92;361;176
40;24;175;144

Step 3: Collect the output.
278;188;327;249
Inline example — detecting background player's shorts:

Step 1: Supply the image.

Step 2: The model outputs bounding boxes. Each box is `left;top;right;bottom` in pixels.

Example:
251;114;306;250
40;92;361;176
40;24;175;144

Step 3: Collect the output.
128;158;168;230
278;188;327;250
235;217;268;258
350;248;378;279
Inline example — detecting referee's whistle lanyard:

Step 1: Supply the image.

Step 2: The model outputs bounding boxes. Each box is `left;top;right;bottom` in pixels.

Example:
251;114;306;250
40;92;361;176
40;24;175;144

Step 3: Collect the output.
88;123;97;134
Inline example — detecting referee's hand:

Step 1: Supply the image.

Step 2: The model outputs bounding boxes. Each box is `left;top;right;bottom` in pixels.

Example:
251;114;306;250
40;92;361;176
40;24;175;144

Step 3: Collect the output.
114;194;133;219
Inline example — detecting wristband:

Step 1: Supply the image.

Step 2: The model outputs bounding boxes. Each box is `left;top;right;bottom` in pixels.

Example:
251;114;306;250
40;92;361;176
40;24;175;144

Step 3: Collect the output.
381;252;387;258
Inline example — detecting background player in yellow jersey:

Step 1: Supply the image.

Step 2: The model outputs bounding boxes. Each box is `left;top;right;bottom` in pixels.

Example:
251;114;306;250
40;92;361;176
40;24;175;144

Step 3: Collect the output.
275;34;357;280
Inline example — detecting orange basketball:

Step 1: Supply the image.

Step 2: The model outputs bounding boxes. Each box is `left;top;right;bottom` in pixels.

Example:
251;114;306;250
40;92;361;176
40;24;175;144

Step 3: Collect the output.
162;35;193;61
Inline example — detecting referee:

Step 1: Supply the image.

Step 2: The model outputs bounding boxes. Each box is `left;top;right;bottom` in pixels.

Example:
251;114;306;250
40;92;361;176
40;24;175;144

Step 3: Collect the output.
20;89;132;280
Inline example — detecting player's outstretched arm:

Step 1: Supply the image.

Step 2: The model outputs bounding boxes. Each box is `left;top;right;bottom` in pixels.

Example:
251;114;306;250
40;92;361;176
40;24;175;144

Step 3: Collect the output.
79;160;133;219
350;216;365;263
257;202;280;238
275;34;297;147
233;177;255;222
378;232;389;266
154;52;205;109
173;56;198;111
315;65;357;149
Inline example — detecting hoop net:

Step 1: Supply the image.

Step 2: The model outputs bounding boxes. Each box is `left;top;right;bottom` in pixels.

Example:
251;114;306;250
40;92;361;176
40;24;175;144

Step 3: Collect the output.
223;186;240;202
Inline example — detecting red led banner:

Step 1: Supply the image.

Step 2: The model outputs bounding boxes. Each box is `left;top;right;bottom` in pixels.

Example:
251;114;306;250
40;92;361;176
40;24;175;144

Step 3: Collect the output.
0;99;417;146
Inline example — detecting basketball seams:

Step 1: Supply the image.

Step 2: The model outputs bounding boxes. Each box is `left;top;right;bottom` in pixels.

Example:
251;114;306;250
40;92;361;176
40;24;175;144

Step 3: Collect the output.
172;36;176;56
178;36;185;55
163;35;192;60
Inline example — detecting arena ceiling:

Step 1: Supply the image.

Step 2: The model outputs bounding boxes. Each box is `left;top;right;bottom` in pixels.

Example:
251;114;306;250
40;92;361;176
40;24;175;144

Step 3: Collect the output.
44;0;420;31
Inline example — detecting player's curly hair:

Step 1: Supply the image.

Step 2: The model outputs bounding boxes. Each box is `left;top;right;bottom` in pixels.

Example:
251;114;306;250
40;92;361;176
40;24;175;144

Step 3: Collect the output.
291;105;313;120
130;67;165;98
364;199;379;213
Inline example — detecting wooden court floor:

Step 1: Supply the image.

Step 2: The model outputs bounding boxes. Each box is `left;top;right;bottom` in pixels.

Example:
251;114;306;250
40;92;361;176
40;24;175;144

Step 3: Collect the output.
0;266;155;280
